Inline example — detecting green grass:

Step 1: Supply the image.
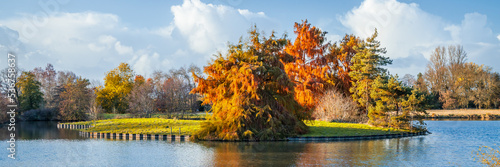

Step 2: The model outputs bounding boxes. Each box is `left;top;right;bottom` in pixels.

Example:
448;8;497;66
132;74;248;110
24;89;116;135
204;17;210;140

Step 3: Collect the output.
151;112;210;119
300;120;409;137
98;112;210;120
63;118;204;136
63;119;409;137
100;113;131;119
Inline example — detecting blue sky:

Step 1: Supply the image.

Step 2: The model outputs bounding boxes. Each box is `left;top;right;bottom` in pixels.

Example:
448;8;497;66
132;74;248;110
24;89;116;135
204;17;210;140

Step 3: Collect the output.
0;0;499;81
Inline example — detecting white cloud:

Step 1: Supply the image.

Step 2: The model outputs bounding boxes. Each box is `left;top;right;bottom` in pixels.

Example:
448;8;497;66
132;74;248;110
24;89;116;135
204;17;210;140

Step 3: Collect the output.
130;51;170;77
152;25;175;38
98;35;117;46
171;0;273;55
87;43;104;52
340;0;500;74
114;41;133;55
0;12;153;79
497;35;500;41
0;12;121;70
340;0;449;60
0;1;281;80
0;26;23;54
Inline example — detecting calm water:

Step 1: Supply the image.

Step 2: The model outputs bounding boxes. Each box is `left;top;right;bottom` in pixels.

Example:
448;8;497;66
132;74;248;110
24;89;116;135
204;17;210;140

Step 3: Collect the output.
1;120;499;166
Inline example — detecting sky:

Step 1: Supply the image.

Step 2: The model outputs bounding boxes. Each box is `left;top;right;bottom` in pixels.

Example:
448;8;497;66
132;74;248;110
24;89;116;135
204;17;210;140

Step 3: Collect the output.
0;0;499;81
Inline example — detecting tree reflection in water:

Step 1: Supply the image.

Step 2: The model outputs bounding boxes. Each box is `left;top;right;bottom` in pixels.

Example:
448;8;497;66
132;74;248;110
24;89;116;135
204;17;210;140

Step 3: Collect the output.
0;121;86;140
198;137;428;166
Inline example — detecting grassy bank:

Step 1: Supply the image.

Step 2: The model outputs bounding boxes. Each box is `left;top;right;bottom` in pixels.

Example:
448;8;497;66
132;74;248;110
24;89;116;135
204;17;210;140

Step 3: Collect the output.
63;118;409;137
64;118;203;136
98;112;209;120
300;120;408;137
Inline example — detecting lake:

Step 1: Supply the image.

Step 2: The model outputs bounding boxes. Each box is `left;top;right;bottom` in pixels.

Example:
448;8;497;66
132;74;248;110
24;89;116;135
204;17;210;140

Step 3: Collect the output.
1;120;499;166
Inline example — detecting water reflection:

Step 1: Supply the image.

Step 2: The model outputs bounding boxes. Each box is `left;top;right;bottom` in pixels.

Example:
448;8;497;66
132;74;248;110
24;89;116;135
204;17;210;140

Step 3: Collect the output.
199;142;306;166
0;121;86;140
198;137;431;166
0;121;498;166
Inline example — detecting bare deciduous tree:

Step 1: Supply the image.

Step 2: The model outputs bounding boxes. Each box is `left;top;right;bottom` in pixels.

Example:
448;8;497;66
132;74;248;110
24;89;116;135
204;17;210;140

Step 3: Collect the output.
313;89;364;123
128;80;155;117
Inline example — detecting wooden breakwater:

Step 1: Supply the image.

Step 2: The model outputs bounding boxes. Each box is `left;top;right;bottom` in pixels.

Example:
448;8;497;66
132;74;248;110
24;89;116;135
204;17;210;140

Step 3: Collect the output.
57;123;93;129
287;131;428;141
57;123;190;141
77;131;190;141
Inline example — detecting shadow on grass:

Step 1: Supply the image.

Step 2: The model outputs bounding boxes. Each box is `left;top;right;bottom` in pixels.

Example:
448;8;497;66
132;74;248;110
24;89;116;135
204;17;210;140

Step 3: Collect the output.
301;126;404;137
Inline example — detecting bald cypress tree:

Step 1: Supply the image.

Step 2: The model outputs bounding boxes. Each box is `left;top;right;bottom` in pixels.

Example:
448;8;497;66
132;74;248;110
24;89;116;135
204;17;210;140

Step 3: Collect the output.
191;28;307;141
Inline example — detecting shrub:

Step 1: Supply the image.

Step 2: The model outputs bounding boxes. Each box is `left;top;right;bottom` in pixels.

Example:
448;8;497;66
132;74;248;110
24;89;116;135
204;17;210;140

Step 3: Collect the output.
21;108;58;121
313;89;366;123
0;96;10;123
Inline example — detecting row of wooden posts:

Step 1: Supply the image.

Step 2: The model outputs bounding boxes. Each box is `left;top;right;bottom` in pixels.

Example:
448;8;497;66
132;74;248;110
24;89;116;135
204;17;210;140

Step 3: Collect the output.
78;131;189;141
57;123;92;129
57;123;189;141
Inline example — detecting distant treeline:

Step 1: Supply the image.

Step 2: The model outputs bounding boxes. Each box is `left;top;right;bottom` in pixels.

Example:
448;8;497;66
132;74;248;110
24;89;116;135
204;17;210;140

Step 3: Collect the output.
412;45;500;109
0;63;204;122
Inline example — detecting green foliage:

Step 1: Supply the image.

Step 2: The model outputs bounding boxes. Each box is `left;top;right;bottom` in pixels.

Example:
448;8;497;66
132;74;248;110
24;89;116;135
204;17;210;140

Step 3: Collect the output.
369;75;400;126
191;27;308;141
349;29;392;113
17;72;44;112
400;89;427;128
368;75;427;129
96;63;134;113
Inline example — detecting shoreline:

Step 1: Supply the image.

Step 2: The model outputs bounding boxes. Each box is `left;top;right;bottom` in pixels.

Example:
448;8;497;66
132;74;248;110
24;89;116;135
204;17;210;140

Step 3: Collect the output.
425;109;500;119
287;131;428;141
58;119;427;142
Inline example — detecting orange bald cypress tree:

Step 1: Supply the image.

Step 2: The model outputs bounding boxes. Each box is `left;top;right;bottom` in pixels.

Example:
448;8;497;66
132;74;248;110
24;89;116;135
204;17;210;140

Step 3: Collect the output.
282;20;331;114
327;35;361;95
191;28;307;141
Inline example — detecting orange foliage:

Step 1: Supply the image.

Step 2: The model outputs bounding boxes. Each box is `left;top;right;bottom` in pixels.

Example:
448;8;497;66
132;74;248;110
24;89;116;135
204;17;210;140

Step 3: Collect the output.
134;75;145;84
283;21;361;114
328;35;361;95
282;20;330;112
191;27;307;140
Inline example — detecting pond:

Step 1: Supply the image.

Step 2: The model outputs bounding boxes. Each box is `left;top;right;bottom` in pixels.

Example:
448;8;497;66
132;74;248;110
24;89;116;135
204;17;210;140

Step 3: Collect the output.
1;120;499;166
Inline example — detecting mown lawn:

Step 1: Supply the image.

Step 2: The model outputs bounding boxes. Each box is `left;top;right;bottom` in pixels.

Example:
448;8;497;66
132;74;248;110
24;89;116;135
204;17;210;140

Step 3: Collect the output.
63;119;409;137
63;118;204;136
300;120;408;137
98;112;210;120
